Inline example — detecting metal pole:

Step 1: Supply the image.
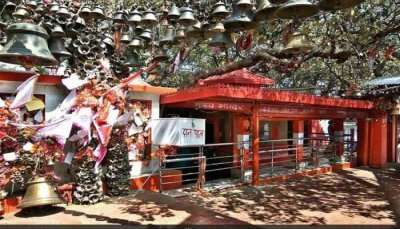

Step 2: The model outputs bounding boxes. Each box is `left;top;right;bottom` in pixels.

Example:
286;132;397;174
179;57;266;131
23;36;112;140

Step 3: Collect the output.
295;146;298;172
158;156;163;193
271;141;274;176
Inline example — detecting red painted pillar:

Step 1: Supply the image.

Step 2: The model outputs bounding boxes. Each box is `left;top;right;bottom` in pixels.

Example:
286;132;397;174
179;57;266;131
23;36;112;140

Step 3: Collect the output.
293;120;304;161
252;104;260;186
369;115;388;168
333;119;345;157
357;119;369;166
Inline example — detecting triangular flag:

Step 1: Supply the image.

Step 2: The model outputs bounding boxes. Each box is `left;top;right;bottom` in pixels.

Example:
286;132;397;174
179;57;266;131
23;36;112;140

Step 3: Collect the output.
10;74;39;109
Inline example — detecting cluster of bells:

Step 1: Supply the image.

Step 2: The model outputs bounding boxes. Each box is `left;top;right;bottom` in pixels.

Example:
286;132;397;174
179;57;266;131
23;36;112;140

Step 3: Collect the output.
0;0;364;69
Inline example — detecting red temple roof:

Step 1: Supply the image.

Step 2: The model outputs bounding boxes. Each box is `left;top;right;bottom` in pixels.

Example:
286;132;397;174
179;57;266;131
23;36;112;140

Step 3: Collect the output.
198;68;275;86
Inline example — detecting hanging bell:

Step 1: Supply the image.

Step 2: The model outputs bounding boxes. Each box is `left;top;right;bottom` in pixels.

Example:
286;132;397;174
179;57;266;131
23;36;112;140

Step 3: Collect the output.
103;34;115;50
236;0;254;10
208;22;225;34
275;0;319;19
135;25;144;34
141;9;158;26
281;32;313;55
79;5;92;19
128;9;142;26
4;1;17;12
35;4;46;15
56;5;70;18
49;37;72;60
178;7;196;27
211;1;230;19
255;0;280;21
173;27;186;44
51;25;66;38
128;36;143;49
152;46;168;62
113;10;127;24
12;5;31;20
319;0;364;11
19;177;63;209
120;31;132;44
91;6;106;19
0;23;58;67
26;0;38;9
49;2;60;14
224;4;256;32
186;20;203;39
167;4;181;22
123;51;141;67
159;25;175;46
139;29;153;42
208;32;234;49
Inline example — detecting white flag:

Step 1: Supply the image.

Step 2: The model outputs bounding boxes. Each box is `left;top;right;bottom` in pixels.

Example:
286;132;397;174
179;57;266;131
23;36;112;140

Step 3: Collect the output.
10;74;39;109
37;117;73;145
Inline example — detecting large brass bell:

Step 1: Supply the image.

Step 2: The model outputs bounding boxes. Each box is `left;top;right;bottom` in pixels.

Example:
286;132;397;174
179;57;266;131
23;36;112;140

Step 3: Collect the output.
255;0;280;21
319;0;364;11
0;23;58;67
281;32;313;55
159;25;175;46
211;1;230;19
178;7;196;27
224;4;256;32
49;37;72;60
128;9;142;26
275;0;319;19
209;32;234;49
167;4;181;21
19;177;63;209
141;9;158;26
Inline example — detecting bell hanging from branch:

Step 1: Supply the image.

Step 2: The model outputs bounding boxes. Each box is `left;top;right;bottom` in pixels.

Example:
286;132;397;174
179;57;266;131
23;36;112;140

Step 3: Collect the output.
211;1;230;19
319;0;364;11
275;0;319;19
224;3;256;32
0;23;58;67
208;32;234;49
255;0;280;21
19;177;64;209
167;3;181;22
281;32;314;55
178;7;196;27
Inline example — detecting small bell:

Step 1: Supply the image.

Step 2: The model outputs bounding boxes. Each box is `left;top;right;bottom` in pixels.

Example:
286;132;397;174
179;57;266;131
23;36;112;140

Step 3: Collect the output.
47;157;55;166
113;10;127;24
49;37;72;61
139;29;153;42
92;6;106;19
281;32;313;55
319;0;364;11
236;0;254;10
135;25;144;34
19;177;64;209
152;46;168;62
128;9;142;26
79;5;92;19
178;7;196;27
103;34;115;49
186;20;203;39
35;4;46;15
73;16;86;30
224;4;256;32
12;5;31;20
255;0;280;21
128;36;143;49
123;51;141;67
51;25;66;38
26;0;38;9
120;31;132;44
168;4;181;21
208;32;234;49
159;25;175;46
4;1;17;12
211;1;230;19
173;26;186;43
0;23;58;67
275;0;319;19
56;5;70;18
208;22;225;34
141;9;158;26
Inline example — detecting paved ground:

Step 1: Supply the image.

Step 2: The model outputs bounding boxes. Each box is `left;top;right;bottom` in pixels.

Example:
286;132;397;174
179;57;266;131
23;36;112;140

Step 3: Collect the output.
1;167;399;226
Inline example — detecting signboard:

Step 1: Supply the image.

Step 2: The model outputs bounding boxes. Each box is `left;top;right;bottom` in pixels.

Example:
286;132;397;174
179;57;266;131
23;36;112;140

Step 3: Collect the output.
151;118;206;146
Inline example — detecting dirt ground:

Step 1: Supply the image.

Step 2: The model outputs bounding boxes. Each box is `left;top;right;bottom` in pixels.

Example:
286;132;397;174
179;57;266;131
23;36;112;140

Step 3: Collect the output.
1;167;399;226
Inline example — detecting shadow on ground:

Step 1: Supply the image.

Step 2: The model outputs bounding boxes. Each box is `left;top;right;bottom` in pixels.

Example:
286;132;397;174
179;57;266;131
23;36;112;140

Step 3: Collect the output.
183;168;397;225
15;206;65;218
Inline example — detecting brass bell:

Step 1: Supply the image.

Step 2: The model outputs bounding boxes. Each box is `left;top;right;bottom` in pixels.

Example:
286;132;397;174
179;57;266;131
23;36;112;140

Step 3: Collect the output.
135;25;144;34
173;26;186;43
4;1;17;12
141;9;158;26
128;9;142;26
79;5;92;19
167;3;181;21
275;0;319;19
35;4;46;15
224;4;256;32
19;177;63;209
159;25;175;46
237;0;254;10
209;32;234;49
49;2;60;14
319;0;364;11
56;5;70;18
74;16;86;30
255;0;280;21
103;34;115;49
128;36;143;49
113;10;127;24
178;7;196;27
26;0;38;9
152;46;168;62
12;5;31;19
0;23;58;67
49;37;72;60
211;1;230;19
123;51;141;67
120;31;132;44
51;25;66;38
139;29;153;42
281;32;313;55
91;6;106;19
186;20;203;39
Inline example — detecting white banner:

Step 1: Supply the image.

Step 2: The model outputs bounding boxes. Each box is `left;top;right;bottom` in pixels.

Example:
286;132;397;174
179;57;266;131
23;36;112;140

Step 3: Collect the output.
151;118;205;146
